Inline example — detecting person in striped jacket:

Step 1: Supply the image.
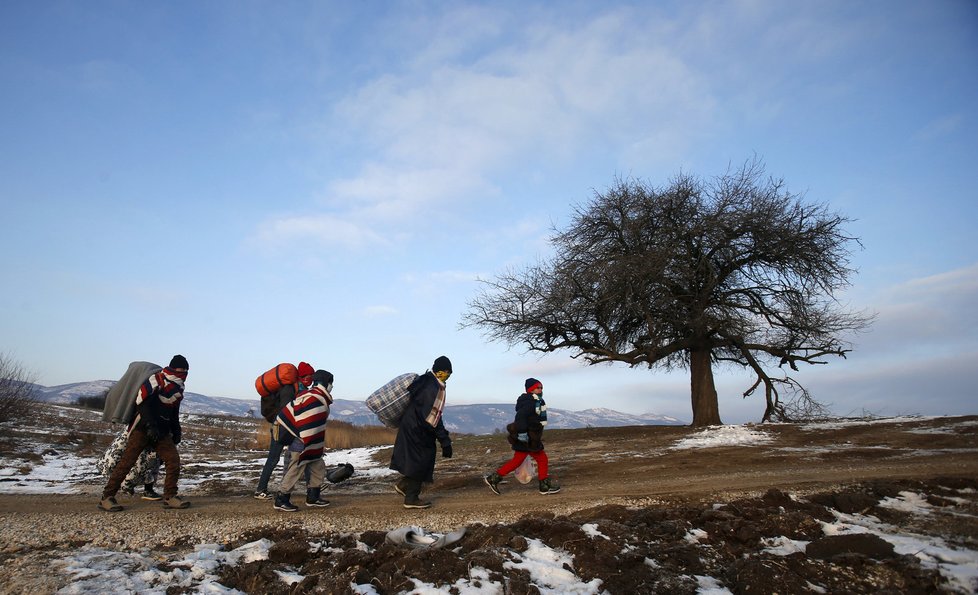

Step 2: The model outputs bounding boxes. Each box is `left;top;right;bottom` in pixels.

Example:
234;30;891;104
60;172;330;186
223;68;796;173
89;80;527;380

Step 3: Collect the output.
99;355;191;512
273;369;334;511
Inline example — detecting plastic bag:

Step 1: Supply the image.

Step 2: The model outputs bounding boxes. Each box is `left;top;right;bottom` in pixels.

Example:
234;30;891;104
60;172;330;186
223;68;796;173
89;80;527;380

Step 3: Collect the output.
514;456;537;484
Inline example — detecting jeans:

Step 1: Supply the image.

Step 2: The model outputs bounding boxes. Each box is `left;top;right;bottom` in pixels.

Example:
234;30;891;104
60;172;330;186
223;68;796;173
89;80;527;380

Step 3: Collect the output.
256;427;308;492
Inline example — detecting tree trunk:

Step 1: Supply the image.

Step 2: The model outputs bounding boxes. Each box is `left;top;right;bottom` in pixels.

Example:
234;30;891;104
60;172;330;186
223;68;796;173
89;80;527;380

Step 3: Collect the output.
689;347;722;427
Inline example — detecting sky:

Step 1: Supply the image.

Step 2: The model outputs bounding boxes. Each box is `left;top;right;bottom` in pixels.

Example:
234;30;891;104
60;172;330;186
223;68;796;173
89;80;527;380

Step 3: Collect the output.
1;1;976;424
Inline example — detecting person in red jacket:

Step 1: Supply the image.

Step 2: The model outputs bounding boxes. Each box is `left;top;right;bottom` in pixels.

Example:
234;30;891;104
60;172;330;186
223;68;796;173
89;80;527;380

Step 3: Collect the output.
484;377;560;496
99;355;191;512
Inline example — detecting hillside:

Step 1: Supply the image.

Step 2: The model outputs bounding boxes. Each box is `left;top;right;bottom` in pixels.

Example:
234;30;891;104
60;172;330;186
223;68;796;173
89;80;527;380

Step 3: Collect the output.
31;379;685;433
0;403;976;592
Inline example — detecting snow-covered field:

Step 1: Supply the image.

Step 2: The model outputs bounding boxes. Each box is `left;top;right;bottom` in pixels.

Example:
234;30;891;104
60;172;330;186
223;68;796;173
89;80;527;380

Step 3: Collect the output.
2;408;977;593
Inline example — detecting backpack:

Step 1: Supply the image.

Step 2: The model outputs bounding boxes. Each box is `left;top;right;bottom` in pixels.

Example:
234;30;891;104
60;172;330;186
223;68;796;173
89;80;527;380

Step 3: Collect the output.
255;363;298;398
102;361;163;424
365;373;419;428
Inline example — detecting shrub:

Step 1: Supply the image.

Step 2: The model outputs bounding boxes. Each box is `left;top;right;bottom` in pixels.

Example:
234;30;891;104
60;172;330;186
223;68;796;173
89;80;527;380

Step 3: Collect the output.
0;353;39;423
77;392;107;411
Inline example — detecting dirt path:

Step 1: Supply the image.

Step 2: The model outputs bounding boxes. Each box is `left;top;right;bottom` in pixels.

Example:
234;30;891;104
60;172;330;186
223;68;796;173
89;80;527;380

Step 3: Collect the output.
2;417;976;536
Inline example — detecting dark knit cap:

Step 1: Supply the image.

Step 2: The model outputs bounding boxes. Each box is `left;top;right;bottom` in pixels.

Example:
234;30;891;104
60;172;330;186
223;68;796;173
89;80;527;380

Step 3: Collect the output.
313;370;334;387
525;378;542;392
169;354;189;370
432;356;452;373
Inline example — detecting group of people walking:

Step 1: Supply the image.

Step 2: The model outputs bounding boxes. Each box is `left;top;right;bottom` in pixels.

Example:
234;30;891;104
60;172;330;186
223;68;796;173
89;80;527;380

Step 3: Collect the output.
97;354;559;513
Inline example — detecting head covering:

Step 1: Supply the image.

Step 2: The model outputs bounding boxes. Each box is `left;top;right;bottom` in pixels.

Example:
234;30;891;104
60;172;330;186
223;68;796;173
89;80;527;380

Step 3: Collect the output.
525;378;542;393
297;362;315;377
432;356;452;374
169;354;189;370
312;370;334;387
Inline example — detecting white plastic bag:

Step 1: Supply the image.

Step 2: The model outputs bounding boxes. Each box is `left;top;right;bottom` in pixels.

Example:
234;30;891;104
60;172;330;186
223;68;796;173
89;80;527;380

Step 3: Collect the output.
514;456;537;484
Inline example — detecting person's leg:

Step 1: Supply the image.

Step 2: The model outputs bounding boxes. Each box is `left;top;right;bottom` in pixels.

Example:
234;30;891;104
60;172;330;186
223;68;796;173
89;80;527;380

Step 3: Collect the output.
275;459;303;511
154;436;181;500
305;460;328;507
278;458;303;496
496;451;530;476
103;429;151;499
529;450;549;480
256;430;285;494
402;476;430;508
532;450;559;494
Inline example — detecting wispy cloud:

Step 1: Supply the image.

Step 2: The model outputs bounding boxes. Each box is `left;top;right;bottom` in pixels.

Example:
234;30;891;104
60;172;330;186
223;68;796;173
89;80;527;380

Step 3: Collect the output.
250;213;389;251
327;6;715;215
362;305;397;318
860;262;978;357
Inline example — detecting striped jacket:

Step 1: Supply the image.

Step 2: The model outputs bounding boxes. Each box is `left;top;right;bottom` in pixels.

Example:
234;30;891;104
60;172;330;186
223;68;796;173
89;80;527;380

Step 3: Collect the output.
276;384;332;462
131;367;186;439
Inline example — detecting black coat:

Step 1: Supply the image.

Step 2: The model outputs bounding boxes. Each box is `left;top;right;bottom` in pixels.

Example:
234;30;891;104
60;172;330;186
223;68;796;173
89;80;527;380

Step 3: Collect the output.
507;392;545;452
389;372;451;482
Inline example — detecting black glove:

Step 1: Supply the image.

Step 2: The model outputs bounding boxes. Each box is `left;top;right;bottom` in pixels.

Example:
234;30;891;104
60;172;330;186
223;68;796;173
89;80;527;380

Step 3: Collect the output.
172;429;182;445
441;442;453;459
145;425;160;445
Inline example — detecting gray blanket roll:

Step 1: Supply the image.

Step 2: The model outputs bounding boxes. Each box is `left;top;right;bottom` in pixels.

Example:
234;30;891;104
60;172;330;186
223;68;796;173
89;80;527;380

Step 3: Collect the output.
102;361;162;424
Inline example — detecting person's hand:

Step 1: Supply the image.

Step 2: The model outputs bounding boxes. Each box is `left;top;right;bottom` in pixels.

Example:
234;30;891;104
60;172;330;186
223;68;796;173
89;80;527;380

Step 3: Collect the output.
441;443;453;458
145;426;160;445
517;432;529;443
172;430;181;445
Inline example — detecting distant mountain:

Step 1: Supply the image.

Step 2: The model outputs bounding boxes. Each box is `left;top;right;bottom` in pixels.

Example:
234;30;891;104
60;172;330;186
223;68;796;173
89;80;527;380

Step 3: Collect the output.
30;380;686;433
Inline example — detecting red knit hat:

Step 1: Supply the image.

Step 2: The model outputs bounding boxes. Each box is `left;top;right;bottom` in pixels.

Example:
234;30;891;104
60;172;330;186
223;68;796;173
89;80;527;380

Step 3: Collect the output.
297;362;314;377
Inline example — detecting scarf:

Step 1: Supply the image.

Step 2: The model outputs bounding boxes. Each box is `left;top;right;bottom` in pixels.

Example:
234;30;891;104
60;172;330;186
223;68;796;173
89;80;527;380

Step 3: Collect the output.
425;378;446;428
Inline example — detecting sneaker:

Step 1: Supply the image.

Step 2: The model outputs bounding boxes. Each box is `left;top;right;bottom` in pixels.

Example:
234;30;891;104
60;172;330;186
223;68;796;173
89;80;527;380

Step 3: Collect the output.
393;479;406;497
538;478;561;495
98;497;123;512
141;486;163;501
253;490;273;500
274;495;298;512
403;496;432;509
484;472;502;496
163;496;191;509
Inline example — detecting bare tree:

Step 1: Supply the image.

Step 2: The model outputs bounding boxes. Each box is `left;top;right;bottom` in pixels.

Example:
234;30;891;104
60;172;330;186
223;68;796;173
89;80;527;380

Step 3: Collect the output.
0;353;39;423
463;160;873;426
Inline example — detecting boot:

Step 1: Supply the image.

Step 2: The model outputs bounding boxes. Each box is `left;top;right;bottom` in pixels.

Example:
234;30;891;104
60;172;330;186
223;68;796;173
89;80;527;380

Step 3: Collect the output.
538;477;561;495
163;495;191;509
142;484;163;501
394;478;407;497
98;496;123;512
305;487;330;508
274;493;298;512
484;472;502;495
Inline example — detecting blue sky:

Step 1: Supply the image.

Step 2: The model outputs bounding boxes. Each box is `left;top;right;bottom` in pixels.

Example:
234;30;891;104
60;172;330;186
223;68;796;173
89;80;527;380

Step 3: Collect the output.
2;1;976;424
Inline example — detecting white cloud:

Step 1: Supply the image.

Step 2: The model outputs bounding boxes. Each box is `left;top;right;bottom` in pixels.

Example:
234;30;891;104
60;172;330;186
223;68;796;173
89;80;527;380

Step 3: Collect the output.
327;6;716;216
362;305;397;318
250;213;389;251
857;262;978;358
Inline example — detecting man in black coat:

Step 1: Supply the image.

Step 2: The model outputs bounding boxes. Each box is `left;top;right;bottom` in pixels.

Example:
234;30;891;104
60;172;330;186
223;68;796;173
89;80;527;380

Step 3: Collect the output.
389;356;454;509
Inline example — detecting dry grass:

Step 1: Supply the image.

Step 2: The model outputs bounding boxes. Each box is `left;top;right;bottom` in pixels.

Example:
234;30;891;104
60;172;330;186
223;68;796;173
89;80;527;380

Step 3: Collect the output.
253;419;396;450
